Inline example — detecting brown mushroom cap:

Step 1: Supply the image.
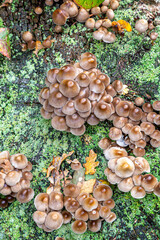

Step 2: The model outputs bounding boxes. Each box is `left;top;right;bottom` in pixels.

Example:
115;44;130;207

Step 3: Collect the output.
90;79;105;94
103;199;115;209
70;125;86;136
43;100;54;112
60;0;78;17
74;98;91;112
154;115;160;125
0;198;8;208
59;80;80;98
105;212;117;223
135;139;146;148
16;188;34;203
40;108;52;119
52;9;69;25
10;154;28;169
0;151;9;162
40;87;50;99
142;103;153;113
113;116;128;128
75;73;90;87
130;186;146;199
115;157;135;178
45;211;63;230
140;122;155;135
150;32;158;41
87;113;100;125
94;102;112;120
49;91;67;108
134;97;144;106
33;211;47;225
106;85;117;97
152;100;160;111
103;32;116;43
19;178;30;189
133;157;150;175
22;31;33;42
49;192;63;210
77;193;89;205
104;168;122;184
34;193;49;211
128;126;142;142
47;69;59;85
112;80;123;93
56;65;77;83
132;175;143;186
71;159;82;170
64;183;80;198
150;139;160;148
82;197;98;212
62;210;72;224
22;171;33;181
104;147;128;160
62;100;76;115
150;130;160;141
51;116;68;131
88;208;100;220
108;158;118;172
116;101;130;117
141;174;158;191
98;138;111;150
75;207;88;221
93;184;112;201
88;219;102;232
122;123;133;134
66;114;85;129
65;200;80;213
97;74;110;87
129;107;143;121
147;112;157;123
135;19;148;33
85;18;96;29
0;178;5;190
79;55;97;70
99;205;111;218
118;177;134;192
109;127;122;140
153;182;160;197
76;8;89;23
22;161;32;172
133;147;145;157
71;220;87;234
5;171;21;186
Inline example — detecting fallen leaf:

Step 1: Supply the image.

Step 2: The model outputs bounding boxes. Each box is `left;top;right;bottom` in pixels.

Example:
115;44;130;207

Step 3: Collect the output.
98;179;109;185
0;0;12;8
74;0;104;9
0;28;11;59
112;20;132;32
83;150;99;175
80;179;96;193
33;41;44;57
121;84;129;95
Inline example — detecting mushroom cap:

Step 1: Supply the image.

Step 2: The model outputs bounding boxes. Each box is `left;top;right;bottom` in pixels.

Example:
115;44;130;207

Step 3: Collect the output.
88;208;100;220
65;200;80;213
43;100;54;112
150;32;158;41
71;159;82;170
0;198;8;208
103;32;116;43
22;31;33;42
154;115;160;125
93;184;113;201
19;178;30;189
99;205;111;219
141;174;158;191
16;188;34;203
150;139;160;148
128;126;142;141
94;102;112;119
108;158;118;172
74;98;91;112
79;53;97;70
76;8;89;23
106;85;117;97
88;219;102;232
22;161;32;172
135;139;146;148
133;157;150;175
109;127;122;140
135;19;148;33
112;80;123;93
5;171;21;186
82;197;98;212
0;178;5;190
35;6;43;14
90;79;105;94
112;97;121;107
70;125;86;136
34;193;49;211
51;116;68;131
47;68;59;84
147;112;157;123
60;0;78;17
66;114;85;129
64;183;80;198
152;101;160;111
113;116;128;128
75;73;90;87
49;91;67;108
62;100;76;115
71;220;87;234
98;138;111;150
45;211;63;230
59;80;80;98
150;130;160;141
130;186;146;199
142;103;153;113
40;108;52;119
104;168;122;184
54;108;65;117
87;113;100;125
0;151;10;161
116;101;130;117
75;207;88;221
78;110;91;118
22;171;33;181
118;177;134;192
77;193;89;205
56;65;77;83
135;97;144;106
85;18;96;29
0;184;11;195
52;9;69;25
33;211;47;225
129;107;143;121
105;212;117;223
140;122;155;135
6;195;15;203
49;192;63;210
40;87;50;99
122;123;133;134
49;82;59;94
153;182;160;197
62;210;72;224
103;199;115;209
110;0;119;10
97;74;110;87
132;175;143;186
104;147;128;160
115;157;135;178
133;147;145;157
10;154;28;169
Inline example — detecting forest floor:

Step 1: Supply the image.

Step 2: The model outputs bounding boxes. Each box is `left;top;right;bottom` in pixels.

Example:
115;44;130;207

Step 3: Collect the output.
0;0;160;239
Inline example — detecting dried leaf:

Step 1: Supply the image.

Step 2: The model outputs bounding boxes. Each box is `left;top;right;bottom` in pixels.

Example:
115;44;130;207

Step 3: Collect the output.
80;179;96;193
74;0;104;9
0;0;12;8
33;41;44;57
112;20;132;32
98;179;109;185
83;150;99;175
0;28;11;59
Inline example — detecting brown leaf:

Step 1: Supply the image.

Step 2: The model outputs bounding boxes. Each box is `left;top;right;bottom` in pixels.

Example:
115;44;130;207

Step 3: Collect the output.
83;150;99;175
80;179;96;193
33;41;44;57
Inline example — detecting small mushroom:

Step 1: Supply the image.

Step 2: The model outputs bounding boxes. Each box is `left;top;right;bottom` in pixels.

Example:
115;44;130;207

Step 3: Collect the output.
153;182;160;197
60;1;78;17
0;198;8;208
45;211;63;230
109;127;122;140
104;147;128;160
141;174;158;191
59;80;80;98
52;9;69;25
105;212;117;223
142;103;153;113
62;210;72;224
34;6;43;15
103;32;116;43
99;205;111;218
77;193;89;205
85;18;95;29
82;197;98;212
135;19;148;33
118;177;134;192
49;192;63;210
93;184;113;201
152;100;160;111
130;186;146;199
22;31;33;42
135;97;144;106
66;114;84;129
74;207;88;221
34;193;49;211
94;102;112;120
33;211;47;225
71;220;87;234
98;138;111;150
5;171;21;186
115;157;135;178
76;8;89;23
106;9;115;20
140;122;155;135
16;188;34;203
64;183;80;198
116;101;130;117
103;199;115;209
88;219;102;232
51;116;68;131
88;208;100;220
10;154;28;169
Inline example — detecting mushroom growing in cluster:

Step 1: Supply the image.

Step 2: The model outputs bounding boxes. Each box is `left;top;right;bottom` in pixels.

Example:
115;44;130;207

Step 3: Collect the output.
39;52;127;135
100;145;160;199
0;151;34;203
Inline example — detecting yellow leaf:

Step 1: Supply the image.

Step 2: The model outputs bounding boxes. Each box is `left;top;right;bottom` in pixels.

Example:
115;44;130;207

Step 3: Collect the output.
98;179;109;185
83;150;99;175
80;179;96;194
117;20;132;32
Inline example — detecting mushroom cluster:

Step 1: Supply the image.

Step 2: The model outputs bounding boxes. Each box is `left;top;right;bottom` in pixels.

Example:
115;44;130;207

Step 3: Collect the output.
39;52;127;135
33;183;116;233
52;0;122;43
0;151;34;203
98;145;160;199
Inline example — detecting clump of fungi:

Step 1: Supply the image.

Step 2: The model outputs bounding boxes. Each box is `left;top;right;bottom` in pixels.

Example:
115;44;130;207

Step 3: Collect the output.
0;151;34;204
52;0;126;43
98;144;160;199
33;154;117;233
39;52;128;136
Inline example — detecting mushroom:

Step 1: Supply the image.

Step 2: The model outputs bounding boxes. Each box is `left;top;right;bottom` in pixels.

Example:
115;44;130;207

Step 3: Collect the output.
10;154;28;169
133;157;150;175
75;73;90;87
94;102;112;120
22;31;33;42
115;157;135;178
16;188;34;203
98;138;111;150
74;207;88;221
104;147;128;160
150;130;160;141
22;171;33;181
66;114;85;128
153;182;160;197
104;168;122;184
82;197;98;212
88;219;102;232
140;122;155;135
60;1;78;17
40;108;52;119
79;54;97;70
52;9;69;25
99;206;111;219
51;116;68;131
135;19;148;33
0;178;5;190
5;171;21;186
87;114;100;125
132;175;143;186
74;98;91;112
133;147;145;157
34;193;49;211
118;177;134;192
88;208;100;220
6;195;15;203
128;126;142;141
56;65;77;83
103;32;116;43
93;184;113;201
85;18;95;29
77;193;89;205
45;211;63;230
105;212;117;223
109;127;122;140
62;210;72;224
135;97;144;106
106;9;115;20
141;174;158;191
150;32;158;41
34;6;43;15
59;80;80;98
71;159;82;171
64;199;79;213
116;101;130;117
22;161;32;172
130;186;146;199
0;198;8;208
64;183;80;197
102;19;112;28
110;0;119;10
49;192;63;210
70;125;86;136
76;8;89;23
33;211;47;225
103;199;115;209
142;103;153;113
0;184;11;195
11;182;22;192
71;220;87;234
129;107;143;121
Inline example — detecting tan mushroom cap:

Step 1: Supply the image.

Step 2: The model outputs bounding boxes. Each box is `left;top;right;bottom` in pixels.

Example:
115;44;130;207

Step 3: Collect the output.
71;159;82;170
115;157;135;178
65;200;81;213
135;139;146;148
22;161;32;172
79;57;97;70
64;196;74;206
59;80;80;98
108;158;118;172
104;168;122;184
113;116;128;128
98;138;111;150
132;175;143;186
45;211;63;230
34;193;49;211
118;177;134;192
40;87;50;99
33;211;47;225
57;65;77;83
152;100;160;111
70;125;86;136
150;139;160;148
147;112;157;123
135;19;148;33
103;199;115;209
85;18;96;29
110;0;119;10
100;94;113;104
10;154;28;169
62;100;76;115
99;206;111;219
128;126;142;141
131;186;146;199
5;171;21;186
90;79;105;94
133;157;150;175
154;115;160;125
153;182;160;197
74;98;91;113
88;208;100;220
140;122;155;135
19;178;30;189
87;113;99;125
78;110;91;118
116;101;130;117
0;178;5;190
94;102;112;120
106;85;117;97
43;99;54;113
75;73;90;87
64;183;80;198
97;74;110;87
51;116;68;131
103;32;116;43
52;9;69;25
54;108;65;117
71;220;87;234
122;123;133;135
0;184;11;195
141;174;158;191
104;147;128;160
109;127;122;140
77;193;89;205
129;107;143;121
60;0;78;17
66;114;84;128
134;97;144;106
49;82;59;94
88;219;102;232
49;192;63;210
0;151;10;162
40;107;52;119
22;171;33;181
75;207;88;221
142;103;153;113
49;91;67;108
150;130;160;141
112;80;123;93
47;68;59;84
82;197;98;212
93;184;112;201
105;212;117;223
16;188;34;203
133;147;145;157
62;210;72;224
